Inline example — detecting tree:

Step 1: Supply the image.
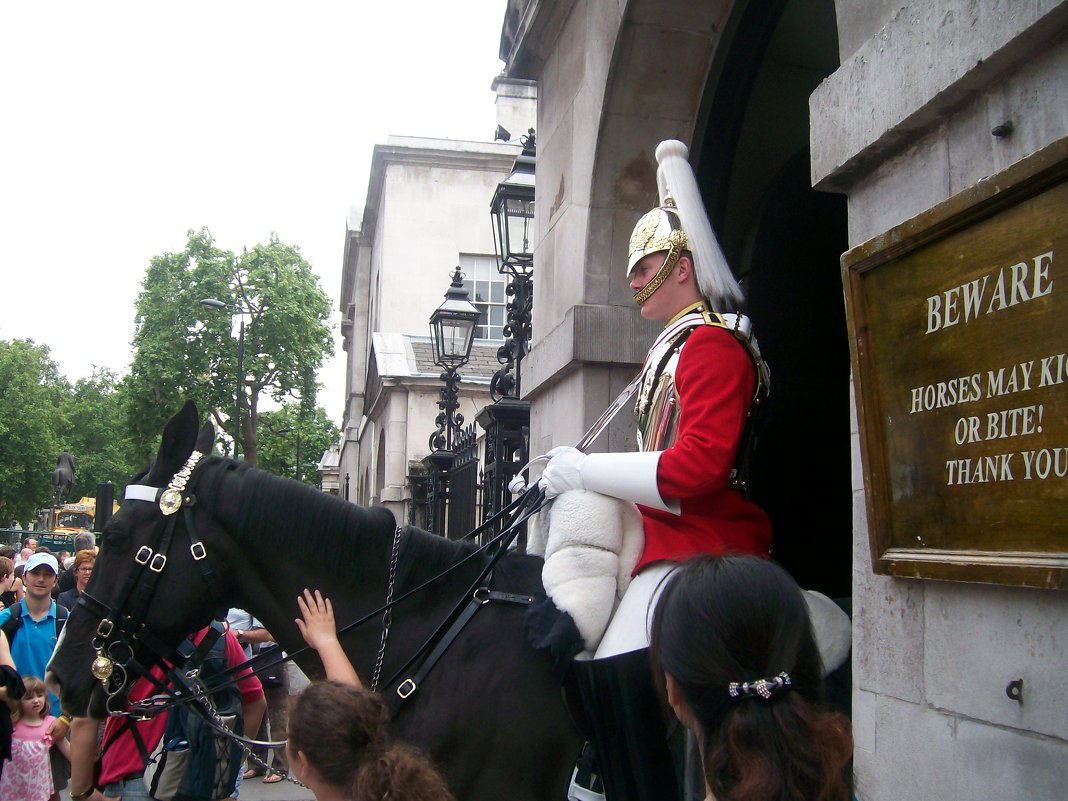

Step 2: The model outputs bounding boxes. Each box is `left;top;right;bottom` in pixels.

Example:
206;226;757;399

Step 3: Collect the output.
58;369;141;499
0;340;69;523
126;228;233;465
257;403;340;486
127;228;334;466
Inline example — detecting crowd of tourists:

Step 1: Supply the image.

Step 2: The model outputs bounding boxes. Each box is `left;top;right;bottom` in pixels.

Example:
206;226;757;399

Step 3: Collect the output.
0;534;453;801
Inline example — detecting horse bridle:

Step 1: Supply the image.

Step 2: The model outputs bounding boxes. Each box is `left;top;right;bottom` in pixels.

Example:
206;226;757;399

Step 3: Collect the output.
76;449;228;714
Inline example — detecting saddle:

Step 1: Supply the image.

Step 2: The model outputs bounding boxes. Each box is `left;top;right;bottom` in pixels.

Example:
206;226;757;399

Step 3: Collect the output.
528;490;644;654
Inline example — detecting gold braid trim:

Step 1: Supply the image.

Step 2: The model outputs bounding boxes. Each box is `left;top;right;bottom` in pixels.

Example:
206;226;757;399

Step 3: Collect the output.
632;229;687;305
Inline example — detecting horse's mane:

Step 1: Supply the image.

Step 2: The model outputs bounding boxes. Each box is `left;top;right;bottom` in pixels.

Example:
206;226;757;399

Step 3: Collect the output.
199;458;477;581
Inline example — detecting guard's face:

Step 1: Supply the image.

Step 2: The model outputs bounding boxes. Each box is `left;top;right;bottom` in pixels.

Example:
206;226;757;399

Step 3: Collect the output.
630;252;678;321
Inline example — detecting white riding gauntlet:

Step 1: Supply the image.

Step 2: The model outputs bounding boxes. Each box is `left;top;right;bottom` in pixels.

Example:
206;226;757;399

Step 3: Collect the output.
539;446;680;515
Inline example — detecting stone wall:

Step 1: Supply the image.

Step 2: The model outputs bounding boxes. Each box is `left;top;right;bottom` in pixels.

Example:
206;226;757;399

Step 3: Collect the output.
815;2;1068;798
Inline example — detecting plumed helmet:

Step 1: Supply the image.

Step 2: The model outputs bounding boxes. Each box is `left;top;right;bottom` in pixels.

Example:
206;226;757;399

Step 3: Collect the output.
627;204;688;273
626;140;744;311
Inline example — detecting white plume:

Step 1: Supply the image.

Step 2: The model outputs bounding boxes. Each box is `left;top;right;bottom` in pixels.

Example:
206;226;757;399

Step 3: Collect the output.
655;140;744;310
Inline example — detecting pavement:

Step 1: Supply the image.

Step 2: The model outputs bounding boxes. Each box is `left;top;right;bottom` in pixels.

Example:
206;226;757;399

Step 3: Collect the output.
60;775;316;801
234;771;315;801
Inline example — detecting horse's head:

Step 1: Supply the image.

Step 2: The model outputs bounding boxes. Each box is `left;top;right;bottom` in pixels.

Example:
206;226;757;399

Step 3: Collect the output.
47;401;232;717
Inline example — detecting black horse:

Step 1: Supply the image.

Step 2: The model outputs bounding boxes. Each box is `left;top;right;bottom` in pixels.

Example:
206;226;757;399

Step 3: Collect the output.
47;402;582;801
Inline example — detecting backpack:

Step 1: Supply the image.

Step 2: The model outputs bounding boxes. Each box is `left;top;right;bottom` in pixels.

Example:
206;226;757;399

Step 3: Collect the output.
136;624;245;801
0;600;68;647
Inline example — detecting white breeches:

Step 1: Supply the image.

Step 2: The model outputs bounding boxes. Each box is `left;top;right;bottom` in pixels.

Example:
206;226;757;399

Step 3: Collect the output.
592;563;677;659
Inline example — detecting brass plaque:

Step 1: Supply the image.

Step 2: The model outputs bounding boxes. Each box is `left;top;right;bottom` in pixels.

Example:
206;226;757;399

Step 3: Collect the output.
843;142;1068;588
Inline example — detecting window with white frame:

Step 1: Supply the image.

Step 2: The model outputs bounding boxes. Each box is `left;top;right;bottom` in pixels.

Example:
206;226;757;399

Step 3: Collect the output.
459;254;506;340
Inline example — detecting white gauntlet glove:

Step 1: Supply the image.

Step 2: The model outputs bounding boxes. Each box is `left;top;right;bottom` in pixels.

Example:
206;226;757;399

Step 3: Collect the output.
538;447;680;514
538;446;587;499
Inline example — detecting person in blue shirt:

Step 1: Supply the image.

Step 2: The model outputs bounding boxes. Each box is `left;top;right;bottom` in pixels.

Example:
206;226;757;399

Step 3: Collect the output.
0;552;70;794
0;553;67;716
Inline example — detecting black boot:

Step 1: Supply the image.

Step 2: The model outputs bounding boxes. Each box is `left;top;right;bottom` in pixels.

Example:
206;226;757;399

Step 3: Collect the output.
567;649;681;801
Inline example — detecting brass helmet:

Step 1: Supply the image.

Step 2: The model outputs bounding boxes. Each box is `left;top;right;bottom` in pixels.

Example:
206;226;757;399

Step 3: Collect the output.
626;140;744;311
627;204;688;274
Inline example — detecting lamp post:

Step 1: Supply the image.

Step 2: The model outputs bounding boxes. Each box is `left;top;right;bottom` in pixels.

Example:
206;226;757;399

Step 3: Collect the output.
199;297;246;460
428;268;481;452
479;130;536;537
421;268;480;537
273;425;303;482
489;128;535;400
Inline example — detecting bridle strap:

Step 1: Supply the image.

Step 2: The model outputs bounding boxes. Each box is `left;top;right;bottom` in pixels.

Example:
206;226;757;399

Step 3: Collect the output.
85;454;228;702
381;487;544;715
386;585;533;716
181;501;225;608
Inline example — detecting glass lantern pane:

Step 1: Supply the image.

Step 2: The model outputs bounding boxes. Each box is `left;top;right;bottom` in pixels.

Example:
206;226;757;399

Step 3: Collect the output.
439;320;469;358
507;216;532;258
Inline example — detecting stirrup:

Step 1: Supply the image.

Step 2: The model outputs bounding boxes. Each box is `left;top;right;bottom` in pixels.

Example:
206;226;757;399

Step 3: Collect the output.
568;742;606;801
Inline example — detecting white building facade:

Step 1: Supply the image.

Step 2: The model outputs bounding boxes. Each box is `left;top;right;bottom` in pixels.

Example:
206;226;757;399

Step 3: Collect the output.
339;84;537;524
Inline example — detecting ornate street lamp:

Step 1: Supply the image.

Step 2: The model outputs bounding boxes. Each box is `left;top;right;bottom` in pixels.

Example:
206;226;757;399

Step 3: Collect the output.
489;129;536;400
428;268;481;452
490;128;535;272
479;130;537;536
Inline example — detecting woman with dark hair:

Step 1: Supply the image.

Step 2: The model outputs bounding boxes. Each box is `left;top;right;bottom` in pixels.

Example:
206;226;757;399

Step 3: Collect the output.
287;682;454;801
288;589;454;801
651;555;853;801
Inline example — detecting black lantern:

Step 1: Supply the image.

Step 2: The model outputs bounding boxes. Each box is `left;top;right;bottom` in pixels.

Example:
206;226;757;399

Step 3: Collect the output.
430;267;481;369
490;129;536;275
429;268;480;454
488;129;536;401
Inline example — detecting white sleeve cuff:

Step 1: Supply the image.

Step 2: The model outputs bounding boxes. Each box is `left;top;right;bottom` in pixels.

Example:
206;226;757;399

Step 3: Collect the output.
581;451;681;515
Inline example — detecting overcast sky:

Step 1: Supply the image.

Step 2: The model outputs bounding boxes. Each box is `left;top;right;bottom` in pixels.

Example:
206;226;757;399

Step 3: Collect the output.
0;2;507;424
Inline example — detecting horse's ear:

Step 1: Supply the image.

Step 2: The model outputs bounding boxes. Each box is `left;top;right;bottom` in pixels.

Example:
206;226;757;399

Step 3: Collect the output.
194;421;215;455
148;401;200;483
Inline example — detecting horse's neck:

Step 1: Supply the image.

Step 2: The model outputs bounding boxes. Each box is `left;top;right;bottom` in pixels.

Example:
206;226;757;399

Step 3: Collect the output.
211;469;475;676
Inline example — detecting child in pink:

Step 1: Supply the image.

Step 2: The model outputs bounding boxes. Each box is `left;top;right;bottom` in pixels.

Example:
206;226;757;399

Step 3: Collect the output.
0;675;71;801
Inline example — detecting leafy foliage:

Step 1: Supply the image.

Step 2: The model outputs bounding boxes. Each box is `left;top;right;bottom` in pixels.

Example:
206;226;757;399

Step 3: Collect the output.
60;369;141;499
127;229;334;466
0;228;336;524
0;340;69;523
256;403;340;486
126;228;234;465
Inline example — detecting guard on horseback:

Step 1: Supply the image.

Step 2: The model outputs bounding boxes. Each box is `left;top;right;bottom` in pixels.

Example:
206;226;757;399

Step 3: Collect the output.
536;139;772;801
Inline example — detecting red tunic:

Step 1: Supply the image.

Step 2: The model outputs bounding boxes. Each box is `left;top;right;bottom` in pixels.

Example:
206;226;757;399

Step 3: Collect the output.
635;324;772;570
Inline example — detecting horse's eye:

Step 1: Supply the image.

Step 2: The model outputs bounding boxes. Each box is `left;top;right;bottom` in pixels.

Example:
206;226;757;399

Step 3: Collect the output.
101;524;131;554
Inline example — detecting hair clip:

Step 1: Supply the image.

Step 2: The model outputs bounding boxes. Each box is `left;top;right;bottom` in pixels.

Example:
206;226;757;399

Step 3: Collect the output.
728;671;792;701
